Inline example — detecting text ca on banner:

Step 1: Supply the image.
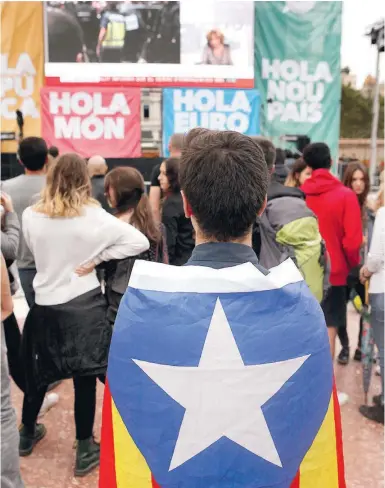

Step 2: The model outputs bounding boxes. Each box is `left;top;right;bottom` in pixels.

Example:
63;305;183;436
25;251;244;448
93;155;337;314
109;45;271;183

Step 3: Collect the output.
0;2;44;153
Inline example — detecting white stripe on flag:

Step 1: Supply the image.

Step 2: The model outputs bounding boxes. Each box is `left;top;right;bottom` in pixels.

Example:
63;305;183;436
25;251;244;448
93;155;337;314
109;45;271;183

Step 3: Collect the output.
128;259;303;293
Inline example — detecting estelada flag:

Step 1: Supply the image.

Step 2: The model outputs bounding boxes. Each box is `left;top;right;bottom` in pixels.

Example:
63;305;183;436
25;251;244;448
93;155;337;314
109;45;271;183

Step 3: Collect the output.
100;260;346;488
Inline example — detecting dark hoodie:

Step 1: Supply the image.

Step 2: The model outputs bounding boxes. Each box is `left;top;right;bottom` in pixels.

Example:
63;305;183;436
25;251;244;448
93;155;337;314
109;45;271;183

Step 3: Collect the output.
301;169;362;286
267;179;304;201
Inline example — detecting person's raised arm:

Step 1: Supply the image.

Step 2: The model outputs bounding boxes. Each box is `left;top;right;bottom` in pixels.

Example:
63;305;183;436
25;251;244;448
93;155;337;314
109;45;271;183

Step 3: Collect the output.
94;213;149;265
96;14;108;58
342;190;363;269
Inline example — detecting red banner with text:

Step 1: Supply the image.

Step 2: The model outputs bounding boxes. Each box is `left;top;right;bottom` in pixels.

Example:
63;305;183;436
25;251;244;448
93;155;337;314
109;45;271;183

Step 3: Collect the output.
41;86;141;158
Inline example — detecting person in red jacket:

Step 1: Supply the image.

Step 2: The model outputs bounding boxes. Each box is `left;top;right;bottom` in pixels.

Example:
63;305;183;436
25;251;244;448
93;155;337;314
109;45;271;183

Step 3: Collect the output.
301;143;363;364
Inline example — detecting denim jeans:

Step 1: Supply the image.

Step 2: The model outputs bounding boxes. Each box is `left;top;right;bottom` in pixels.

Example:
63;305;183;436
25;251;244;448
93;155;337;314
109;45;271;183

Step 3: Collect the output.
370;293;384;402
18;268;36;308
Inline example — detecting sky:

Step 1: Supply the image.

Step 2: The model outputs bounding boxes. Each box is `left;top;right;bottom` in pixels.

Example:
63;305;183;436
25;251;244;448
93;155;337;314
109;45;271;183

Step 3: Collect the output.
341;0;384;87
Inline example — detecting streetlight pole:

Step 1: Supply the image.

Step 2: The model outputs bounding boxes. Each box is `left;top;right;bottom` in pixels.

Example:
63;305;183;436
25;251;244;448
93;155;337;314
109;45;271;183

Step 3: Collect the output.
369;48;381;186
366;19;384;186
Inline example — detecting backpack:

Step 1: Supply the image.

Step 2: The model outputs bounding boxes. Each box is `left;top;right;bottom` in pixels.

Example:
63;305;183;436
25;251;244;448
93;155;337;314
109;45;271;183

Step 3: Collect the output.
257;214;297;268
257;213;330;303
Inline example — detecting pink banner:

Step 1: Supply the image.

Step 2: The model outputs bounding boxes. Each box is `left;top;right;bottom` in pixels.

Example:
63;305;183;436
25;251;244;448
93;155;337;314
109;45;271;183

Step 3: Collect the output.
41;86;141;158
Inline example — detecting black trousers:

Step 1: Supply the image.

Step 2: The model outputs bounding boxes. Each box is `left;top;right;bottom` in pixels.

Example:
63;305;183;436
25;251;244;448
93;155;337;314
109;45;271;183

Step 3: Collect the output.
101;48;122;63
3;313;25;392
22;375;103;440
338;283;365;350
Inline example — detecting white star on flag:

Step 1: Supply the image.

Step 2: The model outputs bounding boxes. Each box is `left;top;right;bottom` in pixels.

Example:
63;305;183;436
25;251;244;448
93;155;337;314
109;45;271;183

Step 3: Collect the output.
133;298;310;471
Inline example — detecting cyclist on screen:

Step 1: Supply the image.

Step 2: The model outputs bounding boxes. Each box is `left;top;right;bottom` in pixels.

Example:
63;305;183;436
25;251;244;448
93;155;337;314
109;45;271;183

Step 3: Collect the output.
96;2;126;63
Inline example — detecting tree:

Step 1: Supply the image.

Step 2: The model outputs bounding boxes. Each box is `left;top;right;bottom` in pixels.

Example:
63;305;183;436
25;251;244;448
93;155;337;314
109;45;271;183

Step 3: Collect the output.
340;84;384;138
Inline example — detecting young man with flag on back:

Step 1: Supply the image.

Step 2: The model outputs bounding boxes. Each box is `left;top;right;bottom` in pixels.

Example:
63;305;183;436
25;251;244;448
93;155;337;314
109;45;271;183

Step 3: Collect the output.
100;129;346;488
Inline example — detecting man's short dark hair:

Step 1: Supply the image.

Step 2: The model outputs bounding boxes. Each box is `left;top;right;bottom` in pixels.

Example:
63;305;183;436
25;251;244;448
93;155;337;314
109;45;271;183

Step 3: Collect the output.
18;137;48;172
181;128;268;242
251;136;276;171
303;142;332;170
48;146;59;158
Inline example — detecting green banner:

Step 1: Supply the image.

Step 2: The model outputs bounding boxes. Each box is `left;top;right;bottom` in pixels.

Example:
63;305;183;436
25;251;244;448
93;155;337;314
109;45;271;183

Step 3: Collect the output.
254;1;342;165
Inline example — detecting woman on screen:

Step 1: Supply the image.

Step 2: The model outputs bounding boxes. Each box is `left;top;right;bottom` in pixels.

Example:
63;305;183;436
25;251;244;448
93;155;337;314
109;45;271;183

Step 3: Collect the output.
201;29;233;66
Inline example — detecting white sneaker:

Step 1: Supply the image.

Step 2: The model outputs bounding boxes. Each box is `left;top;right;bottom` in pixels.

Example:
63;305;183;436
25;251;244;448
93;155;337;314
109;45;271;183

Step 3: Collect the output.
337;391;349;406
38;393;59;418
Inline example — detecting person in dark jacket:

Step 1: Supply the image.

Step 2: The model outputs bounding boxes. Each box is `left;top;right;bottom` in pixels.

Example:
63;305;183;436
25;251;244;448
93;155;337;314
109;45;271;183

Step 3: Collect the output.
88;155;110;212
92;166;168;324
159;158;194;266
149;133;185;223
301;143;362;366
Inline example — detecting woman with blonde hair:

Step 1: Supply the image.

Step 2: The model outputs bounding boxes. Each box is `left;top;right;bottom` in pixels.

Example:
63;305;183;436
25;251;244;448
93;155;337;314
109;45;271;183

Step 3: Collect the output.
78;166;168;325
19;154;149;476
201;29;232;65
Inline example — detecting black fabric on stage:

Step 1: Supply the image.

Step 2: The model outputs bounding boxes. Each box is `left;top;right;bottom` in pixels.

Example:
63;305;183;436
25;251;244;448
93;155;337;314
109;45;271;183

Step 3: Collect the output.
22;288;111;392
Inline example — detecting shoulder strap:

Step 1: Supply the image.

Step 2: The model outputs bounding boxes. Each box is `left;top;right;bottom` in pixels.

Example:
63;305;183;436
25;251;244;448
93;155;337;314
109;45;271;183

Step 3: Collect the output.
258;214;296;269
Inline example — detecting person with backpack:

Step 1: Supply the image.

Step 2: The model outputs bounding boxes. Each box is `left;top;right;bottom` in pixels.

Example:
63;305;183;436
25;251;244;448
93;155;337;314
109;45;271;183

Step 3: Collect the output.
77;166;168;326
252;137;328;303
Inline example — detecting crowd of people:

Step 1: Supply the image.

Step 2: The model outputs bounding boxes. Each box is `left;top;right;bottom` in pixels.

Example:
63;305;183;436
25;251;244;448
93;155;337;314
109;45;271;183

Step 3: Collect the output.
0;130;384;486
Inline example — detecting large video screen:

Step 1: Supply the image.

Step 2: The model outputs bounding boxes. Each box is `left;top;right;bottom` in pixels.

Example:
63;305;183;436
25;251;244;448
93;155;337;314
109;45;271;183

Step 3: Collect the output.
44;1;254;87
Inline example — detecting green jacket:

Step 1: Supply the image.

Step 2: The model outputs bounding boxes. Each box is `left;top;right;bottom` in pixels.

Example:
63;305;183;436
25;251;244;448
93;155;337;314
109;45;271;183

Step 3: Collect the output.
259;181;326;302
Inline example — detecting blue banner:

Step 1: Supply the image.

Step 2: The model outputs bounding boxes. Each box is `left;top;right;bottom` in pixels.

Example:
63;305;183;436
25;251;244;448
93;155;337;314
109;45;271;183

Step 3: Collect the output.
162;88;260;156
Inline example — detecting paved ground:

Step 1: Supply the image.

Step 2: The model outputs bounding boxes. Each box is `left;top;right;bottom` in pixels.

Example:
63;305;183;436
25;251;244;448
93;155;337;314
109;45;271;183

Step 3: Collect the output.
9;297;384;488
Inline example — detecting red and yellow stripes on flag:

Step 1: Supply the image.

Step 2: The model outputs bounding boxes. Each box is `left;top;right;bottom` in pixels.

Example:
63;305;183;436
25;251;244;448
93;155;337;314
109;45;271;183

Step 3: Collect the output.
99;382;160;488
100;382;345;488
290;384;346;488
